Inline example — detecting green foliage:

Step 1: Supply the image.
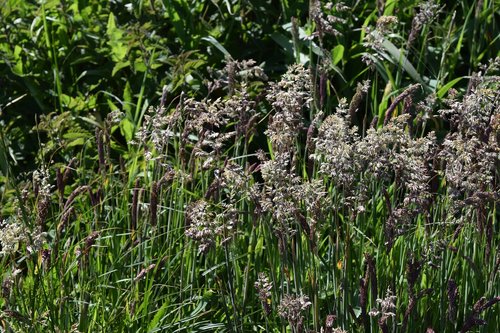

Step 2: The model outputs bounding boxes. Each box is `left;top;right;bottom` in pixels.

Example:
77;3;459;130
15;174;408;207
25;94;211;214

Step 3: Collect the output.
1;0;499;332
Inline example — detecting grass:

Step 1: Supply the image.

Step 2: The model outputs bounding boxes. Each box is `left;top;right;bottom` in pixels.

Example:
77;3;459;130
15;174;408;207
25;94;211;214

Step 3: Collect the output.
0;0;499;332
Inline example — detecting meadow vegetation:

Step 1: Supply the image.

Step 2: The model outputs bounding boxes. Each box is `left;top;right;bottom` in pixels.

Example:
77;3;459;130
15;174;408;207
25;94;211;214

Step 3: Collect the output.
0;0;499;332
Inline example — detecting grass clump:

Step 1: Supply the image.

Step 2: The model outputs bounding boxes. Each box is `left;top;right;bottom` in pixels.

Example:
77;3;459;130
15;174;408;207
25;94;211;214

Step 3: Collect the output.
1;1;499;332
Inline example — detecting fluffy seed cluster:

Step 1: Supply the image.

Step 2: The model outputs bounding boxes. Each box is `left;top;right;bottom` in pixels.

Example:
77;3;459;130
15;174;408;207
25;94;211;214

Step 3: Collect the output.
220;162;250;199
0;217;28;256
278;294;312;330
33;168;51;198
309;0;349;41
184;200;219;254
408;0;441;48
312;98;360;188
207;58;268;94
314;110;435;214
254;272;273;315
369;288;397;319
184;196;239;254
266;64;312;155
136;59;265;169
0;216;46;256
180;90;258;169
439;58;500;202
361;116;436;201
259;153;301;238
135;105;179;154
362;16;399;66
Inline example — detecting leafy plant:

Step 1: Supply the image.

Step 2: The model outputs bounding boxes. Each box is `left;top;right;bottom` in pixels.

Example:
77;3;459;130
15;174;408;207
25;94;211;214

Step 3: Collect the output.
0;1;499;332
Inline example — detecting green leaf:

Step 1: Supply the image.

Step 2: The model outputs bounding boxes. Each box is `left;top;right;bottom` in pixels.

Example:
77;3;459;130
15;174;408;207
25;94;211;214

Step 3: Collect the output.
271;32;294;58
79;116;101;128
112;61;130;77
255;236;264;257
106;13;128;62
133;61;147;73
66;138;86;147
201;36;231;58
270;32;310;64
332;44;344;66
123;82;133;114
147;301;169;332
380;37;427;89
13;45;23;75
437;77;464;98
107;99;121;113
120;118;135;142
62;132;90;140
383;0;397;15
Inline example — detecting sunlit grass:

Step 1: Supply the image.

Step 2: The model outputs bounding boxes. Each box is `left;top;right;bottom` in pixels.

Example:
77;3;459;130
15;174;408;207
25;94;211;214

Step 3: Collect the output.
0;0;499;332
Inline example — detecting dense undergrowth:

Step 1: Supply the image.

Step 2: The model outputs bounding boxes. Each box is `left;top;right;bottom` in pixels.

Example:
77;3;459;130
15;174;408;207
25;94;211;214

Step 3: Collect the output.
0;0;499;332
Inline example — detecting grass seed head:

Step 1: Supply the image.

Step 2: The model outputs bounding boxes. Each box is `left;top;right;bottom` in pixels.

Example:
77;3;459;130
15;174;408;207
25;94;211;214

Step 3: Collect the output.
278;294;311;331
255;272;272;315
0;218;28;256
408;0;441;48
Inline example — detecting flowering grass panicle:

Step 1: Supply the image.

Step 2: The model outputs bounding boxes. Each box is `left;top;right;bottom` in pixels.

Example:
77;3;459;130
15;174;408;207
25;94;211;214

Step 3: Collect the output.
176;88;258;170
207;58;267;94
224;88;259;142
133;104;180;169
278;294;312;332
266;64;312;155
362;15;399;66
184;196;238;253
309;0;349;42
184;199;218;254
369;288;397;333
439;60;499;200
295;179;327;237
32;167;52;227
357;115;436;200
348;80;371;122
258;152;306;247
460;296;500;333
441;135;497;198
407;0;440;48
254;272;273;315
436;61;499;258
0;217;28;256
447;279;459;322
0;3;499;332
220;162;251;202
311;98;360;188
33;168;51;199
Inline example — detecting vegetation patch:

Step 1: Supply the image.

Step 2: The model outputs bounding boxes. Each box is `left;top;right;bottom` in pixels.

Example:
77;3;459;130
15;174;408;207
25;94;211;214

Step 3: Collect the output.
0;0;498;332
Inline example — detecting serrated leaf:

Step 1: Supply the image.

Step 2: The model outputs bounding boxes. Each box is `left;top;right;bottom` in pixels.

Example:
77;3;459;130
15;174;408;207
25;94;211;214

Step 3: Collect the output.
107;13;128;62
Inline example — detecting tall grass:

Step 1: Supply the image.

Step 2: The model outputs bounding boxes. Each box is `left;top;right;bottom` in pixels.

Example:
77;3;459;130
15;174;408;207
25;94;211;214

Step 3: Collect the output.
0;0;499;332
